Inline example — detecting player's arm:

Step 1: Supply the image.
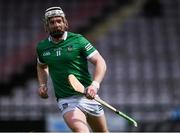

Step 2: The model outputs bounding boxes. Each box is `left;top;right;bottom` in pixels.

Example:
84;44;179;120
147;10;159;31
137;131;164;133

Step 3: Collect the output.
37;62;48;85
89;52;106;84
37;62;49;99
86;52;107;99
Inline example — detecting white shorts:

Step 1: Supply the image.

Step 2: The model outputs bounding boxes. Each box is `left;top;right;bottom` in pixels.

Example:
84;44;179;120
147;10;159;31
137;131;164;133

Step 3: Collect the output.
57;95;104;117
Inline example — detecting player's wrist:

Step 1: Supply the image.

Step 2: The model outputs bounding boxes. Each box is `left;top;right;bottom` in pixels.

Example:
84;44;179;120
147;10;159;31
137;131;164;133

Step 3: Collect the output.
91;81;100;91
39;83;47;87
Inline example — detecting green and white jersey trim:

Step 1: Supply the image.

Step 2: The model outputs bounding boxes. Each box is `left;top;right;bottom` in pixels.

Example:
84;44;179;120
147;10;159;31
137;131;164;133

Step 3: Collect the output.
87;50;98;59
37;58;46;65
85;43;93;51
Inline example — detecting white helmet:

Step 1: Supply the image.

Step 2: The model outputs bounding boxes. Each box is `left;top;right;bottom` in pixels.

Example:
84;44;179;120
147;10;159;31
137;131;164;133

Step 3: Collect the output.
45;7;65;20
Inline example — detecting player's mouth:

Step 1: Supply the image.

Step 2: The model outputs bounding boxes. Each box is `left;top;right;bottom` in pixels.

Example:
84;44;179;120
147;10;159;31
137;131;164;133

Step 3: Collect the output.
50;30;64;39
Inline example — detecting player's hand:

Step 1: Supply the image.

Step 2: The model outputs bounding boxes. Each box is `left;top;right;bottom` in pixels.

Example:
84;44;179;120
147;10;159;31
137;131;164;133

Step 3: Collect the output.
38;85;49;99
85;85;98;99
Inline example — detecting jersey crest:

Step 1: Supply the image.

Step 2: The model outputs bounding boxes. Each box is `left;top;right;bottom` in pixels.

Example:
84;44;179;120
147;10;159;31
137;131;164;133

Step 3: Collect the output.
67;45;73;52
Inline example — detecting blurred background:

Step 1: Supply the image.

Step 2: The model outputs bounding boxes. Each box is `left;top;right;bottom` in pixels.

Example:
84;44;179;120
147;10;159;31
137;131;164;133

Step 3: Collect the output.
0;0;180;132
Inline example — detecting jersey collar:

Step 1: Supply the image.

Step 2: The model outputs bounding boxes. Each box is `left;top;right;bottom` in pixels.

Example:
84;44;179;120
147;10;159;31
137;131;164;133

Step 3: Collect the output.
48;31;68;42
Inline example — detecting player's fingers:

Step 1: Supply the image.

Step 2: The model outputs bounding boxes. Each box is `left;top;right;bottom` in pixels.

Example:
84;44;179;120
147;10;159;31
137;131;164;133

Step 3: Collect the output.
85;89;92;99
39;86;47;93
38;87;48;97
85;89;95;99
39;89;44;96
89;90;96;98
86;94;93;99
41;93;49;99
39;90;45;96
38;90;48;99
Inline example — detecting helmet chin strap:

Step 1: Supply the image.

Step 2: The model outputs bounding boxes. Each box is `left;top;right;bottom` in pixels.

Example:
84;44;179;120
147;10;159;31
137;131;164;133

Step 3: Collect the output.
50;31;64;39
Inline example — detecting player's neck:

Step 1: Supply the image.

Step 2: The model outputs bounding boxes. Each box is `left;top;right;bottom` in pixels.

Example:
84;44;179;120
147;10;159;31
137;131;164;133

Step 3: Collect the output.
49;31;67;43
49;35;63;43
51;37;63;43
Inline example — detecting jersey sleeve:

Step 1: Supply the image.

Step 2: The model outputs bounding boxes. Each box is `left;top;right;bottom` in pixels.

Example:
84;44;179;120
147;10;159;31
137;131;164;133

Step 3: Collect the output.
36;44;46;65
79;35;98;59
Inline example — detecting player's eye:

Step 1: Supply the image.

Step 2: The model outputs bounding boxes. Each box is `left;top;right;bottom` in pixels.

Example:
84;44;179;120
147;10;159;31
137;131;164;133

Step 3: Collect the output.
56;19;63;24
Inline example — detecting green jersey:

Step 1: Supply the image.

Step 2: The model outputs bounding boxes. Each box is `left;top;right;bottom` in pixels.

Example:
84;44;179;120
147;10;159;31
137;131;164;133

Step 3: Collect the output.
36;32;98;98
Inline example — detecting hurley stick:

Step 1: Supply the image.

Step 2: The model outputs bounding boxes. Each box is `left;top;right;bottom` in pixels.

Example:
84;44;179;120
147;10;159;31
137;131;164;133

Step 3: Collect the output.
68;74;138;127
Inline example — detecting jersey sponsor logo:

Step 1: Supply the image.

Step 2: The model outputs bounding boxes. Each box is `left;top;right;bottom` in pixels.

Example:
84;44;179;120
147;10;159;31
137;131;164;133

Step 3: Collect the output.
43;51;51;56
85;43;93;51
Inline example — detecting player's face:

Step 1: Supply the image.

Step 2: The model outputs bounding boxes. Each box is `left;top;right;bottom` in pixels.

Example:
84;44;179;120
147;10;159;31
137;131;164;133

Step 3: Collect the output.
47;16;66;38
